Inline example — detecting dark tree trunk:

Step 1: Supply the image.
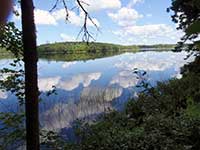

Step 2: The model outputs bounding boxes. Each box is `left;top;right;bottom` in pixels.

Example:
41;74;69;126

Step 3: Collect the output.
21;0;39;150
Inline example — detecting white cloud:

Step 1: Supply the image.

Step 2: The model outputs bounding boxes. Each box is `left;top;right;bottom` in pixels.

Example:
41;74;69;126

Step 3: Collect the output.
108;7;143;26
34;9;57;25
146;14;152;17
115;24;171;37
106;0;181;45
110;51;195;88
114;51;191;71
127;0;144;8
14;6;57;25
52;9;100;27
60;33;76;42
14;6;100;27
0;90;8;99
62;62;77;68
113;24;184;45
38;72;102;92
59;72;101;91
52;9;81;26
110;71;139;88
38;77;61;92
83;0;121;12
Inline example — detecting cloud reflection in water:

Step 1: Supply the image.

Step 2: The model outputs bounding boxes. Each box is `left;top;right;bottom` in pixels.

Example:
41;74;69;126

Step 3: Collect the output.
0;51;195;133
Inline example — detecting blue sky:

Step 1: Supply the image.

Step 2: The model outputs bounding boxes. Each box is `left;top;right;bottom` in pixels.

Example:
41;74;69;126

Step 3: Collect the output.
13;0;183;45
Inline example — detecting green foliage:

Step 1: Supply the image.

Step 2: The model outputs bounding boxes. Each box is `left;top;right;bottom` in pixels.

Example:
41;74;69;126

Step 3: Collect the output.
0;112;25;149
0;22;23;58
139;44;175;50
168;0;200;51
0;23;25;105
186;21;200;35
185;20;200;50
0;23;26;149
37;42;139;55
0;62;25;105
40;130;68;150
186;97;200;118
194;40;200;49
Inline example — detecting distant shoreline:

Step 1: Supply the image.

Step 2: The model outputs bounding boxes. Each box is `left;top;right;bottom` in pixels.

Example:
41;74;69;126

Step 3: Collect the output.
37;42;175;54
0;42;175;60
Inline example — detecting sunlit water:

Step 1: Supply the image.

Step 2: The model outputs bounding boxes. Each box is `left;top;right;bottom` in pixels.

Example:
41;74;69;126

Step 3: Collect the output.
0;51;195;135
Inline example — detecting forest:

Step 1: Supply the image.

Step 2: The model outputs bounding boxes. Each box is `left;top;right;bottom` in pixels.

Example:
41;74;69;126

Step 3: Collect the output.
37;42;174;54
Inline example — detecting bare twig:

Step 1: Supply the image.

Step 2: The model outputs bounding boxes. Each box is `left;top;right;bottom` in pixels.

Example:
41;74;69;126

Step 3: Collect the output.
62;0;69;21
49;0;99;42
49;0;59;12
76;0;99;42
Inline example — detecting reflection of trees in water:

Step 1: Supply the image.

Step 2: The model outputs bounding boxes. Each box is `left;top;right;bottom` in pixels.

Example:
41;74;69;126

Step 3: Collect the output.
39;51;124;62
40;87;123;131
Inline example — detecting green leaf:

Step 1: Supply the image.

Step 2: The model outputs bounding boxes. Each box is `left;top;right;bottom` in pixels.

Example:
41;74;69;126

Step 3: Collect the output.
194;40;200;50
186;21;200;35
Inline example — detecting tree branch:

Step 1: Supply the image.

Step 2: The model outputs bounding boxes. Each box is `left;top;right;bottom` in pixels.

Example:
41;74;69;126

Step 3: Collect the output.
49;0;99;42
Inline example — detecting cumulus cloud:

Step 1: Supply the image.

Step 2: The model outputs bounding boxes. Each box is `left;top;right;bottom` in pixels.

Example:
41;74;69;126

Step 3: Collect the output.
113;24;184;45
52;9;100;27
60;34;76;42
34;9;57;25
127;0;144;8
83;0;121;12
108;7;143;26
14;6;100;27
0;90;8;99
59;72;101;91
110;51;195;88
146;14;152;17
119;24;174;37
38;72;102;92
14;7;57;25
110;71;139;88
106;0;182;45
114;51;193;72
38;77;61;92
61;62;77;68
109;51;195;88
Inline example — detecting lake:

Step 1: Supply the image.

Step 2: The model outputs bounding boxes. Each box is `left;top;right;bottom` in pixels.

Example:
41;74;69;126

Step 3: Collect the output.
0;51;194;134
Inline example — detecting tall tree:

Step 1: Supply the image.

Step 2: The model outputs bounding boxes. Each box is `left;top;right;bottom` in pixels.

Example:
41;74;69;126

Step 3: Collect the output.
0;0;39;149
0;0;12;25
21;0;39;149
168;0;200;51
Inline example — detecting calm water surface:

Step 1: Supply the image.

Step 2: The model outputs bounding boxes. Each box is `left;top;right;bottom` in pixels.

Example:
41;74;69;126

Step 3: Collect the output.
0;51;194;132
